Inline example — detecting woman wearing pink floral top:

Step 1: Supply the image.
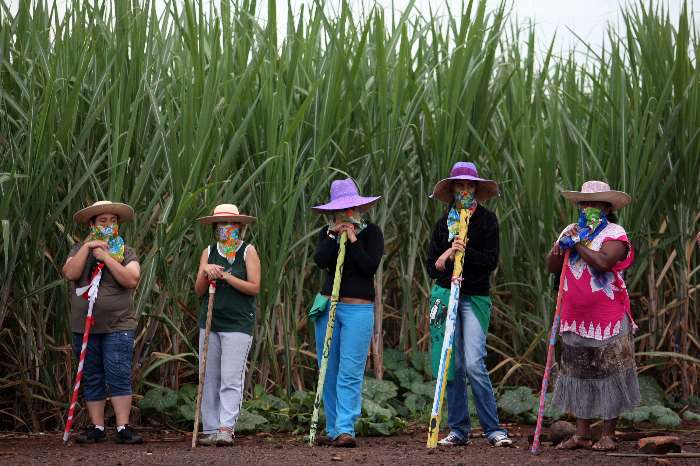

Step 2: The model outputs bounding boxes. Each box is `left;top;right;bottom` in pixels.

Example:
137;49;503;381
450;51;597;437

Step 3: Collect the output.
546;181;640;452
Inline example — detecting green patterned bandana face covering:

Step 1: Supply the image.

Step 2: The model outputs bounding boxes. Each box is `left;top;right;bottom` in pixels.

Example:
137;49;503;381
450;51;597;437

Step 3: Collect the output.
328;209;367;241
583;207;604;228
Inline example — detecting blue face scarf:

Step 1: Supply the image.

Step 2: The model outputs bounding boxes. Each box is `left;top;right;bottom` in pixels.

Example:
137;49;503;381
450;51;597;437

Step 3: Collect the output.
559;208;608;263
447;190;477;241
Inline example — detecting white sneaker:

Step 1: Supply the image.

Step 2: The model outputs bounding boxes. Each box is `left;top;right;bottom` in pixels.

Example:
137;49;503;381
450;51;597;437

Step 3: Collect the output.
215;430;234;446
198;433;217;446
489;431;513;447
438;432;470;446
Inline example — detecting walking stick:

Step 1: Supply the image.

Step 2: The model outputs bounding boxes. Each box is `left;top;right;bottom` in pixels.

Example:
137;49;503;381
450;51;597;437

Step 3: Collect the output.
531;250;570;455
192;280;216;448
309;231;347;446
427;209;471;448
63;263;105;445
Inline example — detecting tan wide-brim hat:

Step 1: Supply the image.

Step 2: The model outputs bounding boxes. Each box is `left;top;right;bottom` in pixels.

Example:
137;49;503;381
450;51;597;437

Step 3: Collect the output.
197;204;256;224
73;201;134;224
561;180;631;210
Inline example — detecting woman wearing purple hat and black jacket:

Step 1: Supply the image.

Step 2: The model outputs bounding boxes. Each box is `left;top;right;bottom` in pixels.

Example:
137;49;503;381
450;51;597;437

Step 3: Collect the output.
426;162;511;447
311;178;384;448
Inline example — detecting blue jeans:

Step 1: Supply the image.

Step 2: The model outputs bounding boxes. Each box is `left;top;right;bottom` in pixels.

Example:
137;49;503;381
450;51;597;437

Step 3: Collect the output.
445;298;503;440
314;302;374;439
72;331;134;401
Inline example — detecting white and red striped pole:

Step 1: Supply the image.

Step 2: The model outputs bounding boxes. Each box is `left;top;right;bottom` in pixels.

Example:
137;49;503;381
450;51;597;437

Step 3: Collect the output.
63;263;105;445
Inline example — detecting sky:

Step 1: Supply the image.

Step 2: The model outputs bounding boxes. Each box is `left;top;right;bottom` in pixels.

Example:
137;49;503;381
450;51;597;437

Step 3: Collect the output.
8;1;700;55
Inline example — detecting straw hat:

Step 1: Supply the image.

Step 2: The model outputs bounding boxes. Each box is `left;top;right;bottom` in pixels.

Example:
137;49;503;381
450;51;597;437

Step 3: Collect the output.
197;204;256;224
430;162;500;204
73;201;134;224
312;178;381;213
561;180;631;210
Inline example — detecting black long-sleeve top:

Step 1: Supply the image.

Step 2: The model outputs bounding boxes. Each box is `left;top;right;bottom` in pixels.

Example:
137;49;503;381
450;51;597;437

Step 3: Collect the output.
314;223;384;300
426;204;499;296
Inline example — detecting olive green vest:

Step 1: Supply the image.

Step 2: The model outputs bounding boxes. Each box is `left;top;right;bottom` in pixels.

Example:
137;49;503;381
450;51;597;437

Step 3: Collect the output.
199;242;256;335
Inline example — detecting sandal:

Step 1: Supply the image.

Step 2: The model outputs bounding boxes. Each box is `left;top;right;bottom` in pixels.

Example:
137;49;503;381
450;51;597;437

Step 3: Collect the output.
555;435;592;450
592;436;617;451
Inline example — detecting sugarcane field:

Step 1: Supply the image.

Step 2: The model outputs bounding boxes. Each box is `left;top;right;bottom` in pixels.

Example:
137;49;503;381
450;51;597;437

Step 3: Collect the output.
1;0;700;464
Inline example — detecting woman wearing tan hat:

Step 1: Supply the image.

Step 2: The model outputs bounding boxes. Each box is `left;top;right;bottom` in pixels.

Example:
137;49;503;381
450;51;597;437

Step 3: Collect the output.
426;162;511;448
546;181;639;451
61;201;143;444
194;204;260;446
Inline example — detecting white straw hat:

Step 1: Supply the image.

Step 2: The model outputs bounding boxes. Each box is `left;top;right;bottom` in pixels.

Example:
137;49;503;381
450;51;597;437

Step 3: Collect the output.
196;204;256;224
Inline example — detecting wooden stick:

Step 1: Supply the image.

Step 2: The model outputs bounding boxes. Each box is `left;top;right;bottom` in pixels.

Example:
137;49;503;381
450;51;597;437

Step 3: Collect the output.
192;281;216;448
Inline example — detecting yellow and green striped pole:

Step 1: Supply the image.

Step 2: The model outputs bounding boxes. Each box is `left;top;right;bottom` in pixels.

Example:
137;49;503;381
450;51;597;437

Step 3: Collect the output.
309;231;347;446
427;209;471;448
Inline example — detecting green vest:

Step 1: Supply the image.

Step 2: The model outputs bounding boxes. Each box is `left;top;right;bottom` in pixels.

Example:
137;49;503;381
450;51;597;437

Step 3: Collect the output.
199;242;256;335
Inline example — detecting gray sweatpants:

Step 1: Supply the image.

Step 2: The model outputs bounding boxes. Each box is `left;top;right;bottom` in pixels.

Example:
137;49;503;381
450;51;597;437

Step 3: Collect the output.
198;330;252;434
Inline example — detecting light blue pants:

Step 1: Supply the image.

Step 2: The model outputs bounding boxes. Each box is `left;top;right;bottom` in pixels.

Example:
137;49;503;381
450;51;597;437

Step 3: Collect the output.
314;302;374;439
445;298;504;440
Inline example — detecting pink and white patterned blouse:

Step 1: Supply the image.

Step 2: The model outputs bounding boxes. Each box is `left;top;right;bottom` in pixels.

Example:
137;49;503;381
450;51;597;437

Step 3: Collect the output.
559;222;635;340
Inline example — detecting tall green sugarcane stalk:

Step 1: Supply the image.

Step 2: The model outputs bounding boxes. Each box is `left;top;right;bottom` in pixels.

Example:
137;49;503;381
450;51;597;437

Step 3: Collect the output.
309;232;347;446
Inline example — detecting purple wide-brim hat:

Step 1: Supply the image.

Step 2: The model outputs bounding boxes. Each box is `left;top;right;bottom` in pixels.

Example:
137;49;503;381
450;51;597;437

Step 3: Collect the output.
312;178;382;212
430;161;500;204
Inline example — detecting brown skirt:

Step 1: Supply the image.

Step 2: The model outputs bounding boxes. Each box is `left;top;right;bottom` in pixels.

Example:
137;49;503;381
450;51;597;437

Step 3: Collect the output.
552;332;640;420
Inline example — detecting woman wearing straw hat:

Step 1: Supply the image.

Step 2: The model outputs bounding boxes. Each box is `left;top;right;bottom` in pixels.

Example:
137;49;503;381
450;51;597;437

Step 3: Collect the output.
311;178;383;448
194;204;260;446
62;201;143;444
547;181;639;451
426;162;512;447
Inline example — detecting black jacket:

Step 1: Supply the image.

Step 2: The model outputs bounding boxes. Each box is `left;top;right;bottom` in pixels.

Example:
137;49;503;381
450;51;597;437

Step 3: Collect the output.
314;223;384;300
426;204;499;296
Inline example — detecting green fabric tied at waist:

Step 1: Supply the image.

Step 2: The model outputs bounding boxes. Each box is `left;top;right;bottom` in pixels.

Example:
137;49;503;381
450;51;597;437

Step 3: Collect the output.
429;284;492;380
307;293;329;321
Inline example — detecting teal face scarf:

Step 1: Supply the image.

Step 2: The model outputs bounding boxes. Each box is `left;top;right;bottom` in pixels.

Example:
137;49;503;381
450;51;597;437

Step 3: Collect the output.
447;190;477;241
88;224;125;263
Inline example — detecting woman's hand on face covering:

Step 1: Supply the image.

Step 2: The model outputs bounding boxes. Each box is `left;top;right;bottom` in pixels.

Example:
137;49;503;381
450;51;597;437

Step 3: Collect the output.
84;240;108;250
203;264;225;280
92;245;110;262
332;223;357;242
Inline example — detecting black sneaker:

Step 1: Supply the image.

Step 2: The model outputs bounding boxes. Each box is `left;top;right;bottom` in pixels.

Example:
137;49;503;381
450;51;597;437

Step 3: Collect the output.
75;425;107;444
115;425;143;444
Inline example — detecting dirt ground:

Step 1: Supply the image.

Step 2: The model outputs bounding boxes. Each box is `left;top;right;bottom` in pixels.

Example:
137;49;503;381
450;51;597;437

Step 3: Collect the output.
1;424;699;466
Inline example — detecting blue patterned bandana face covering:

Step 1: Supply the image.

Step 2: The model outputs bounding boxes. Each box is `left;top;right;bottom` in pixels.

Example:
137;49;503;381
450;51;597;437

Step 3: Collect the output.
89;224;125;262
215;224;242;262
447;190;477;241
559;208;609;263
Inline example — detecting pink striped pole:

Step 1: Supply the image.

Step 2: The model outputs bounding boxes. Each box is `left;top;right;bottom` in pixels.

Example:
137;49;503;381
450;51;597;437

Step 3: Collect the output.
531;250;569;455
63;263;104;445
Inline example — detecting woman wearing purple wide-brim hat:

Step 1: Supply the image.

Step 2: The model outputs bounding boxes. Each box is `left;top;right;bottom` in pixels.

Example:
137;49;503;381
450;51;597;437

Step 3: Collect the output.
426;162;512;448
310;178;384;448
